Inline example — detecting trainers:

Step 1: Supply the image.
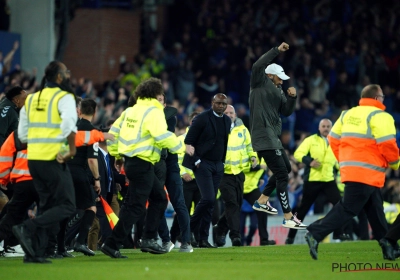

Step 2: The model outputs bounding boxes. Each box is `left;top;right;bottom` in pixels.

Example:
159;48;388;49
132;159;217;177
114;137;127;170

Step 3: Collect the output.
5;245;25;257
0;245;4;257
282;214;307;229
161;241;174;253
252;200;278;215
179;242;193;253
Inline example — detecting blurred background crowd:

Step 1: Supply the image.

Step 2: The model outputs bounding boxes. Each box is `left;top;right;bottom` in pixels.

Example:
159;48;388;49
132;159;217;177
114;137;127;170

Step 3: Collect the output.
1;0;400;220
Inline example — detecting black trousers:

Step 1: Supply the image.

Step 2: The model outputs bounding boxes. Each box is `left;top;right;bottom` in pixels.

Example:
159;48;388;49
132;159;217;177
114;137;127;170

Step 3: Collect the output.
190;159;224;240
24;160;76;257
158;159;191;243
258;149;292;213
386;214;400;244
105;157;167;250
288;181;341;239
219;186;269;241
0;180;39;242
240;211;258;245
217;172;245;239
170;179;201;241
243;188;269;241
308;182;388;242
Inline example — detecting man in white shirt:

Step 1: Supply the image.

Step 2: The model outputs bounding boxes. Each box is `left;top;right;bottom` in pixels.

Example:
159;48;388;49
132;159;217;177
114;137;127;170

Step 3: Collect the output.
13;61;77;264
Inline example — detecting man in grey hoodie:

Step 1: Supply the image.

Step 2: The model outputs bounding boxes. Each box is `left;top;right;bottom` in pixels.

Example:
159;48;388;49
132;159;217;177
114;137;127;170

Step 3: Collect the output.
249;42;307;230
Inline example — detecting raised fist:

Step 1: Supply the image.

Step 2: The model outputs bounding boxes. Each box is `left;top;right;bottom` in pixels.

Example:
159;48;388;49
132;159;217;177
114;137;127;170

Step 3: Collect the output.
278;42;289;52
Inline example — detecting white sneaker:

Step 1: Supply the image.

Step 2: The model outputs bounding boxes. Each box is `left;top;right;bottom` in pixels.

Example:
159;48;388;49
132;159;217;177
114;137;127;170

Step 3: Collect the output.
0;245;4;257
162;241;175;253
252;200;278;215
282;214;307;230
4;245;25;257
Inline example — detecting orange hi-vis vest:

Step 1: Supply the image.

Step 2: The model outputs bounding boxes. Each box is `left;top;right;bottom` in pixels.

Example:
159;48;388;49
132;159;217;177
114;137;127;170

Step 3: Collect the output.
0;130;105;185
328;98;400;187
75;129;105;147
0;131;31;184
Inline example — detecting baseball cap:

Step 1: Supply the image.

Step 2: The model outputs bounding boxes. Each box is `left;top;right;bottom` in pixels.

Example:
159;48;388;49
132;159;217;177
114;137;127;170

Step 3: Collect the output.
265;63;290;80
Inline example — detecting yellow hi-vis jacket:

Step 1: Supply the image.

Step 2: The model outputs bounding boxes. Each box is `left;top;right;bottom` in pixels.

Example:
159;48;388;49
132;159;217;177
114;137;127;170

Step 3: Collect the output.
224;118;256;175
328;98;400;187
243;158;266;194
294;133;337;182
107;107;133;157
178;128;195;178
109;98;184;163
25;87;72;160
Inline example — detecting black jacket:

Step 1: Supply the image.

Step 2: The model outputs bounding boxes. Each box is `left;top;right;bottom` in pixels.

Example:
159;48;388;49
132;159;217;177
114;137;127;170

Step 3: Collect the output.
248;47;297;151
182;109;230;169
0;98;19;147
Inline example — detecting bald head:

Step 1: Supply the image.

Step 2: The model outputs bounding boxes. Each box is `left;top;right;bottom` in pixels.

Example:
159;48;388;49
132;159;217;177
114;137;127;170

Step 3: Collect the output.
212;93;228;115
224;105;236;123
213;93;227;100
319;119;332;137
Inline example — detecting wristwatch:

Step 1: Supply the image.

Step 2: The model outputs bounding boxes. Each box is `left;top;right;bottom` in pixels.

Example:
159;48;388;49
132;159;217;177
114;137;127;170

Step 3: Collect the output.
94;177;101;181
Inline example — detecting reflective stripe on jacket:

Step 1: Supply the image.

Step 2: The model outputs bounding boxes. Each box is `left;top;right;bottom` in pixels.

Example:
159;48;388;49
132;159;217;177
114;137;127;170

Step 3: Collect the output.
224;118;256;175
294;133;337;182
0;131;31;184
114;98;184;164
75;130;104;147
328;98;400;187
25;88;71;160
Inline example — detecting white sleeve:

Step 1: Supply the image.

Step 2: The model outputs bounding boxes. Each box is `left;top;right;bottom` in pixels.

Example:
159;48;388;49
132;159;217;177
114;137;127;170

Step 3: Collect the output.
17;106;28;143
58;94;77;138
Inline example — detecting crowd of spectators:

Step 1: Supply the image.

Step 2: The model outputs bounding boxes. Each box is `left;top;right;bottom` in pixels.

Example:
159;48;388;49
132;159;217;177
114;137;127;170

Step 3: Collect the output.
1;0;400;215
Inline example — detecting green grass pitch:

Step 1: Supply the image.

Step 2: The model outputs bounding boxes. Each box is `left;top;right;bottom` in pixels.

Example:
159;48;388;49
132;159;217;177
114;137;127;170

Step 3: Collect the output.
1;241;399;280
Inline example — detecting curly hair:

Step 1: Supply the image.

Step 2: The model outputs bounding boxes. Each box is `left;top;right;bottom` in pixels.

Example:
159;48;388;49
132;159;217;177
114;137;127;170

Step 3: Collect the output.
134;77;164;100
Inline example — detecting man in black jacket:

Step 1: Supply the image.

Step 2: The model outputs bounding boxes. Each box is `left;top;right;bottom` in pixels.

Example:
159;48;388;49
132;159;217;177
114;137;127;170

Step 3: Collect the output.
0;86;26;147
157;96;193;253
67;98;100;256
249;42;306;230
183;93;231;248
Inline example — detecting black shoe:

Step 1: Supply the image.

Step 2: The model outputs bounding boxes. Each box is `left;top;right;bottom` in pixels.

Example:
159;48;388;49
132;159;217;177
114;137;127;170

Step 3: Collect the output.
285;238;294;245
12;224;35;257
44;252;63;259
339;234;352;241
213;225;226;247
379;238;395;261
394;250;400;259
101;244;127;259
190;232;198;248
74;243;95;256
305;232;318;260
23;255;52;264
56;251;75;258
198;240;217;248
140;239;167;254
231;238;242;247
261;239;277;246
